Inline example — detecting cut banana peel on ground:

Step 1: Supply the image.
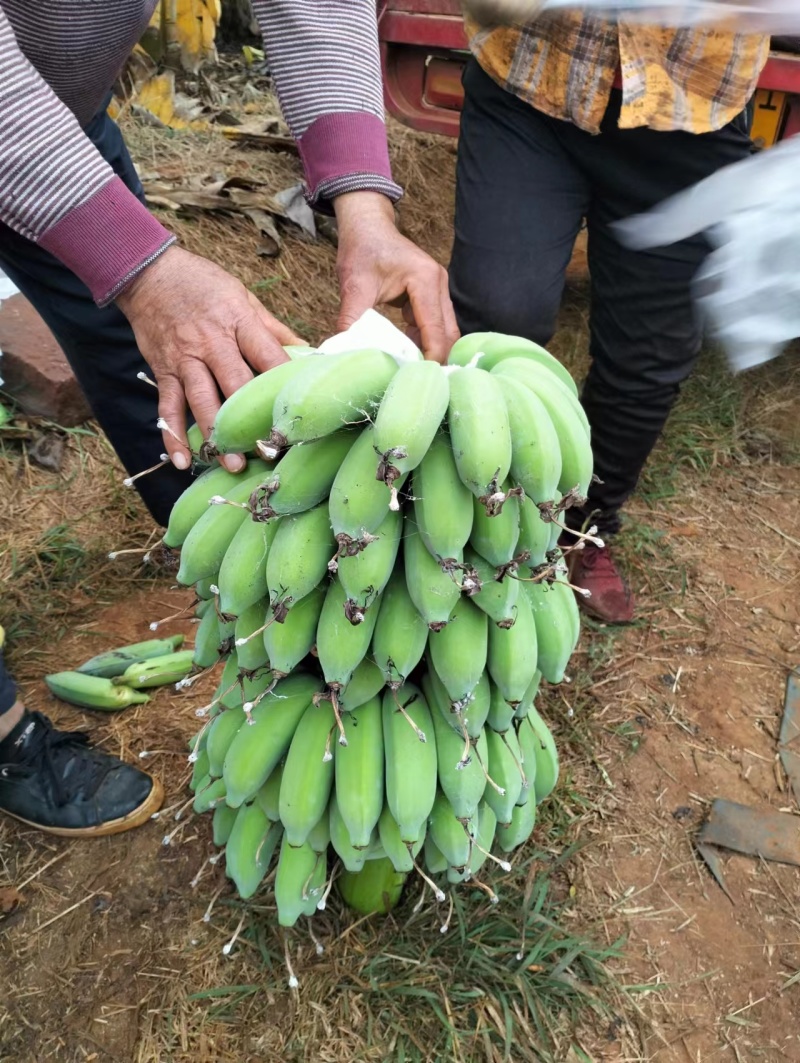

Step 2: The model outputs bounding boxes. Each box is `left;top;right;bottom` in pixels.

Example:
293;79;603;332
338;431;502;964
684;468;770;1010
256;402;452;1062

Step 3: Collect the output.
100;312;592;935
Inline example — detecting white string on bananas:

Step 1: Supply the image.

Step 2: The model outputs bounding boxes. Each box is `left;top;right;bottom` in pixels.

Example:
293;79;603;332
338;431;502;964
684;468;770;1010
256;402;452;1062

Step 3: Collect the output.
132;315;597;929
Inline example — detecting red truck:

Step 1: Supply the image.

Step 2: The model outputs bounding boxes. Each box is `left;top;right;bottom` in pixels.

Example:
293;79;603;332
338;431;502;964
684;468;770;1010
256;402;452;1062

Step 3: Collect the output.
378;1;800;147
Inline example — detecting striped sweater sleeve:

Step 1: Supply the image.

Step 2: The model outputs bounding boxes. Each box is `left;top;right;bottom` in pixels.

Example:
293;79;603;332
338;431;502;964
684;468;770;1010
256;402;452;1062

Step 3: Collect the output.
0;10;173;306
253;0;403;211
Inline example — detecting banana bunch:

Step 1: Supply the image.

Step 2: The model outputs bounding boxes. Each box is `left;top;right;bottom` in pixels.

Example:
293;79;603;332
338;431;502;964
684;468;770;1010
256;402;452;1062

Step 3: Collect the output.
172;334;590;923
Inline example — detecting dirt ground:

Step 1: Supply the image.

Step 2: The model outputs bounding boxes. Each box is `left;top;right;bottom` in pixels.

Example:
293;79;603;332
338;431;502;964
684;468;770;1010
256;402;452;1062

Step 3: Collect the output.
1;81;799;1063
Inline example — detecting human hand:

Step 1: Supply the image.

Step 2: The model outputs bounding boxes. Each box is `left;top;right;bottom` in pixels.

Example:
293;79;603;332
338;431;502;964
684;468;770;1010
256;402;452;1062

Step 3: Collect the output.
116;245;303;471
334;191;459;363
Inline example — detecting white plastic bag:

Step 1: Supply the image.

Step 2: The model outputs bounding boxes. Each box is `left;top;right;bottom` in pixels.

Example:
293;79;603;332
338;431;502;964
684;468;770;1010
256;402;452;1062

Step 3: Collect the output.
466;0;800;32
317;308;423;366
616;135;800;372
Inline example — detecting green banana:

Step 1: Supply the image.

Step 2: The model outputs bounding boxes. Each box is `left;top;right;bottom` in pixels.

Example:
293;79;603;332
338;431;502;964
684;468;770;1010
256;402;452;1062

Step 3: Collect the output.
265;503;335;617
234;601;271;672
263;585;324;676
378;805;426;872
222;673;320;807
335;695;384;848
176;466;272;586
329;426;407;549
463;545;519;628
316;577;381;690
206;706;246;777
275;835;326;926
447;800;498;884
113;649;195;689
250;430;357;519
447;331;579;397
403;524;461;631
269;349;398;449
492;360;592;497
164;459;269;550
306;814;331;855
212;802;238;846
44;671;149;711
371;563;429;688
526;579;575;684
217;517;277;618
470;483;522;567
338;658;385;712
226;805;282;899
218;652;243;709
547;491;563;552
486;588;539;705
428;790;475;870
520;707;559;804
427;678;488;819
518;494;552;568
424;665;490;741
411;430;474;563
278;700;336;846
373;360;450;487
514;670;542;721
482;727;525;825
254;763;283;822
427;595;488;705
194;599;213;620
446;367;512;502
210;359;308;454
486;680;516;733
382;683;437;843
336;856;407;915
337;507;401;620
192;606;225;669
196;578;218;602
189;747;210;792
192;776;227;814
424;834;449;875
76;635;184;678
495;374;562;505
329;794;369;872
496;796;537;852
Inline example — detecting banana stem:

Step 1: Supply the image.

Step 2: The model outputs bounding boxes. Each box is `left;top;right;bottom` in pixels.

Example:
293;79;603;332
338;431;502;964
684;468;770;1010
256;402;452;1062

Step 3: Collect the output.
469;878;500;905
123;455;170;487
157;416;189;447
391;687;426;743
283;936;300;989
473;743;506;796
411;854;446;902
137;370;158;388
307;919;325;955
330;688;348;746
440;892;454;934
202;886;225;923
222;911;247;956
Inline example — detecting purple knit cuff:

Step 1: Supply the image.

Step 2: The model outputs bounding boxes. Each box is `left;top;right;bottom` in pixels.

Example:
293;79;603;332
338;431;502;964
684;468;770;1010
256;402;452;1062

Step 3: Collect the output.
298;112;401;208
38;177;176;307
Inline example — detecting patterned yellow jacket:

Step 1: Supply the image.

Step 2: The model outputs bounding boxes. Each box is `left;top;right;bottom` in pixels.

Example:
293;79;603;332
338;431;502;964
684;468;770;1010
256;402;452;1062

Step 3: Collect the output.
467;12;769;134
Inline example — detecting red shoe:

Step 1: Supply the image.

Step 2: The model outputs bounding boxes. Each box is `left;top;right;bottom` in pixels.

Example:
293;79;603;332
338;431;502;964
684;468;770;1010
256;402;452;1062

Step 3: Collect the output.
566;542;635;624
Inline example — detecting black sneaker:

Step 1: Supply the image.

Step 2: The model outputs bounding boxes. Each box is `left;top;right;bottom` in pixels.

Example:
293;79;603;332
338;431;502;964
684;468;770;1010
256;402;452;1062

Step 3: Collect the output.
0;711;163;837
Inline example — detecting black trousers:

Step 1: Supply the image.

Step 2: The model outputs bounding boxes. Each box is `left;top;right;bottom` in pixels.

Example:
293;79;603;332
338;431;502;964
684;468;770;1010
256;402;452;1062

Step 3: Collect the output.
0;105;192;529
450;60;753;535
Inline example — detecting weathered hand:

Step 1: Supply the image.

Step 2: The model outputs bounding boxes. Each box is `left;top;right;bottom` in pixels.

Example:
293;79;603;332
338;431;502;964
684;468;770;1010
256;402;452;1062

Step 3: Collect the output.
116;245;302;471
334;191;459;363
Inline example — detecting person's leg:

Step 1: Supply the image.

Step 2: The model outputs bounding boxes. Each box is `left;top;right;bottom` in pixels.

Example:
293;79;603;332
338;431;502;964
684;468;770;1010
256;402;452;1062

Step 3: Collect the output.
0;643;163;835
0;104;191;526
449;59;590;342
574;97;753;537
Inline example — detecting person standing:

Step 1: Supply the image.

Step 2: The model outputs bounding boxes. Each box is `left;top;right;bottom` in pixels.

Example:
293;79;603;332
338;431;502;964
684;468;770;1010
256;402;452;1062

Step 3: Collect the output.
0;0;456;835
449;9;768;621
